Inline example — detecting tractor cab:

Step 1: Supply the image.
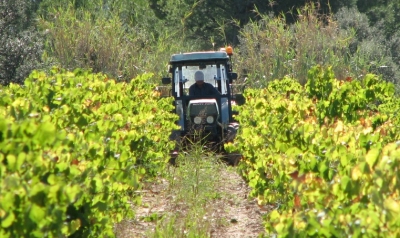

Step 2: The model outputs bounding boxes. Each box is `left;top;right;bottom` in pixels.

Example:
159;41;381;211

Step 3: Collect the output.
162;47;244;161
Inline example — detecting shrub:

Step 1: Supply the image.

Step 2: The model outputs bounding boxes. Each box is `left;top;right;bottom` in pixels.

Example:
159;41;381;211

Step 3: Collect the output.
39;5;196;83
335;7;400;89
235;3;355;88
0;0;44;85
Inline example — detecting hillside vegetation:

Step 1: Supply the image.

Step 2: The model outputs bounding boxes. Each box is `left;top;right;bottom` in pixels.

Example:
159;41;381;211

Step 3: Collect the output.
1;1;400;89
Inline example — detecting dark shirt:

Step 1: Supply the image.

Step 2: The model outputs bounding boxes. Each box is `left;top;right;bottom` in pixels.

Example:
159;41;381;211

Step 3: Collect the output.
189;82;220;96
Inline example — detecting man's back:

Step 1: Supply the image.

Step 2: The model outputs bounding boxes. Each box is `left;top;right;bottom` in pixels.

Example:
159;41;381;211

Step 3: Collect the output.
189;82;220;96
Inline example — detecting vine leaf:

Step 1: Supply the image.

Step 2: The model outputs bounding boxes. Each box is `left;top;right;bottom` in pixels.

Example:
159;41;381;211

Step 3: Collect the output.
366;148;381;169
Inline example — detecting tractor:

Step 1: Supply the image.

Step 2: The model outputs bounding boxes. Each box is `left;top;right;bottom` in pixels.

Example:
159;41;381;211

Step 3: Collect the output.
161;47;244;165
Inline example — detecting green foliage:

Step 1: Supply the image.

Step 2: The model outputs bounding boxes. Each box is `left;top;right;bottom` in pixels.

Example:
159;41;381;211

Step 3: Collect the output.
0;69;178;237
266;0;357;23
335;7;400;88
235;3;400;92
235;4;356;87
226;66;400;236
147;138;225;237
357;0;400;38
148;0;273;49
3;0;400;92
267;76;302;94
38;3;194;83
152;0;356;34
305;66;396;124
0;0;44;85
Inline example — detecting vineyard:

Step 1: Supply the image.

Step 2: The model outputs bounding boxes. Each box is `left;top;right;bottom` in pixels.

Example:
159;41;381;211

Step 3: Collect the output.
226;66;400;236
0;68;178;237
1;66;400;237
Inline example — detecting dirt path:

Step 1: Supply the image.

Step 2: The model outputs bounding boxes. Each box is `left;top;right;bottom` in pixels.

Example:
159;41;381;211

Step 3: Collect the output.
209;169;267;237
115;165;268;237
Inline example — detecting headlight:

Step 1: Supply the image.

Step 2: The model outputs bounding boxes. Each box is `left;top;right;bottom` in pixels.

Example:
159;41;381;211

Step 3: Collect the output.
206;116;214;124
194;117;202;124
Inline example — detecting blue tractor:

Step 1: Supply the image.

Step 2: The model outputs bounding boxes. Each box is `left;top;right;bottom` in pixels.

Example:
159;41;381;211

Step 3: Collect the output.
161;47;244;165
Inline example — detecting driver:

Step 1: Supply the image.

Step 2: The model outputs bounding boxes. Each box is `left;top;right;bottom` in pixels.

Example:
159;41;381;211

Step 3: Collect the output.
189;71;220;96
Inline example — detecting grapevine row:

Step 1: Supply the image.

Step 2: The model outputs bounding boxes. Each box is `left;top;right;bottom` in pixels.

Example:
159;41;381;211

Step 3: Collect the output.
226;66;400;237
0;68;178;237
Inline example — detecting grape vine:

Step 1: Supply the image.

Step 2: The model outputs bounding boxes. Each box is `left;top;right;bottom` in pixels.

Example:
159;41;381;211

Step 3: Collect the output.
0;68;178;237
226;66;400;236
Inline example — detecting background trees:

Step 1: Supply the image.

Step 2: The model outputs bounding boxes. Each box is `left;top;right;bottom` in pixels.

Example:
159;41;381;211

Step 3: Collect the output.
0;0;44;84
1;0;399;89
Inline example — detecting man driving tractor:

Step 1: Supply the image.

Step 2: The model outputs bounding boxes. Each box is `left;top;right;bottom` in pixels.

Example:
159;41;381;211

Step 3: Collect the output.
189;71;221;96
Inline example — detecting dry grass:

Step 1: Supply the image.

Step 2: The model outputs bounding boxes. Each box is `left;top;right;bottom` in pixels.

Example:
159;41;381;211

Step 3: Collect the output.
39;6;194;83
235;3;355;87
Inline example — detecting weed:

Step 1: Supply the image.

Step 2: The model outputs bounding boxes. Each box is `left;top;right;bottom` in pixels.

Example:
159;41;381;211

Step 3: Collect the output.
236;3;355;87
147;137;227;237
38;5;195;83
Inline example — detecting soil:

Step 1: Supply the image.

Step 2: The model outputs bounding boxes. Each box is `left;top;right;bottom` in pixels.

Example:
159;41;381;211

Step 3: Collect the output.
115;166;269;237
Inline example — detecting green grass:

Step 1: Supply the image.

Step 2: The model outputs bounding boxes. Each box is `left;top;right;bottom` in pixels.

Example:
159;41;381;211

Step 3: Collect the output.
147;138;227;237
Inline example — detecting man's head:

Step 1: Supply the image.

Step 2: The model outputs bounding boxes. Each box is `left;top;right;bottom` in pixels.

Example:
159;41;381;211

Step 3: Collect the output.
194;71;204;86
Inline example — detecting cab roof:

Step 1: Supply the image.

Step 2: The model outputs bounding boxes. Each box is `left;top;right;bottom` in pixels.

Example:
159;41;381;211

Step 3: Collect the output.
170;51;229;63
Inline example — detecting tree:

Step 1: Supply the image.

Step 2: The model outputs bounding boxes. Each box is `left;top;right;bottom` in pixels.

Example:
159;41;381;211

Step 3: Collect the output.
357;0;400;39
0;0;44;85
147;0;359;50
